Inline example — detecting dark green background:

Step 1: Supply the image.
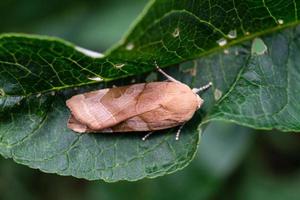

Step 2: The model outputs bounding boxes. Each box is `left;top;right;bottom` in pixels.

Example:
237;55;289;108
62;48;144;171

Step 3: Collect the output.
1;0;300;199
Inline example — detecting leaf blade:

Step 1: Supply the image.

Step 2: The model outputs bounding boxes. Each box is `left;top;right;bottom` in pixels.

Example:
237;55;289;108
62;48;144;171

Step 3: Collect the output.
209;27;300;131
1;0;300;181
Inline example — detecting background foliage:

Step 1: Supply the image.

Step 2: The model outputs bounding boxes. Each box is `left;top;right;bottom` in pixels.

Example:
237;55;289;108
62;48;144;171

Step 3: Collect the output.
1;0;300;199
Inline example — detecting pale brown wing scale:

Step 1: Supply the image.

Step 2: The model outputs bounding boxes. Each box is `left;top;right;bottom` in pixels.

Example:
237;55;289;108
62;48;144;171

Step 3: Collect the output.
66;82;202;133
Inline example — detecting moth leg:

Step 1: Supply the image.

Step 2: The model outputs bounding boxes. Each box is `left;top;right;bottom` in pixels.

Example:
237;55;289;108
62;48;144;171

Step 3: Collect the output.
192;82;213;93
175;123;186;140
155;62;181;83
142;131;154;141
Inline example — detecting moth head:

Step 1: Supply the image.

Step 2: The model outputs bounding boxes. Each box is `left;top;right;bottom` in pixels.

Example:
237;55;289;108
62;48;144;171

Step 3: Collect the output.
195;94;204;109
192;82;213;109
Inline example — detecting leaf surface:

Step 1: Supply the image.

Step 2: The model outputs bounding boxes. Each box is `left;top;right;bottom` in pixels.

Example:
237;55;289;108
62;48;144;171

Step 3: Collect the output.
209;27;300;131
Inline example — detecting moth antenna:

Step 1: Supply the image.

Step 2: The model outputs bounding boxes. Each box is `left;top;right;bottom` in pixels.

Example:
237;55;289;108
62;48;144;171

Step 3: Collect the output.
175;123;185;140
155;62;181;83
192;82;213;93
142;131;154;141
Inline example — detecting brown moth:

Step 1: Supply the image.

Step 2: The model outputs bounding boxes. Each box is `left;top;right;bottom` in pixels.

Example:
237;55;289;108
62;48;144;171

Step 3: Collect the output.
66;66;212;140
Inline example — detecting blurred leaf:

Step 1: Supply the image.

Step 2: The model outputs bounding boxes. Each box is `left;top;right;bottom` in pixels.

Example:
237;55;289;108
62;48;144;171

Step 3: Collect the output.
0;157;36;200
0;157;87;200
267;131;300;153
33;0;148;50
0;0;147;50
198;122;254;178
0;0;300;181
232;144;300;200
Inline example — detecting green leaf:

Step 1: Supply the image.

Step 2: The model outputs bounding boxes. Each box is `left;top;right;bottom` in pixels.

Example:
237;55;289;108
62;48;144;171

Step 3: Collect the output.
1;0;300;181
231;135;300;200
208;27;300;131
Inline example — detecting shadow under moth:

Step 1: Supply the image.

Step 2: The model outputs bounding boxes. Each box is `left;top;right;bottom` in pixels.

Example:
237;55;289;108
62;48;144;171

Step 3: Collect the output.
66;65;212;140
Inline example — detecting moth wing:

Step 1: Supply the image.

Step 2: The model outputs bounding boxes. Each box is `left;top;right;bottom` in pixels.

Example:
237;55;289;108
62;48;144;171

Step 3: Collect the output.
66;88;111;130
67;114;93;133
67;82;199;133
100;106;190;132
68;107;183;133
99;115;150;132
67;83;155;131
105;82;200;132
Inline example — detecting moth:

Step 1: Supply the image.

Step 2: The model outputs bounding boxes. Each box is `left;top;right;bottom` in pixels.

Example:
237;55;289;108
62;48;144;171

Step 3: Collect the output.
66;65;212;140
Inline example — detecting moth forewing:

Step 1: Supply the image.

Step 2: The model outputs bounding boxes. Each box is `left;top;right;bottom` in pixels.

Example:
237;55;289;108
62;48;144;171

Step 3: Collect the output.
66;66;211;140
67;82;200;130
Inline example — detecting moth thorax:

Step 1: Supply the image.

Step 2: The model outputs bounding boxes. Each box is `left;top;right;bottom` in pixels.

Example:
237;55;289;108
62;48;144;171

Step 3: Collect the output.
196;94;204;109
